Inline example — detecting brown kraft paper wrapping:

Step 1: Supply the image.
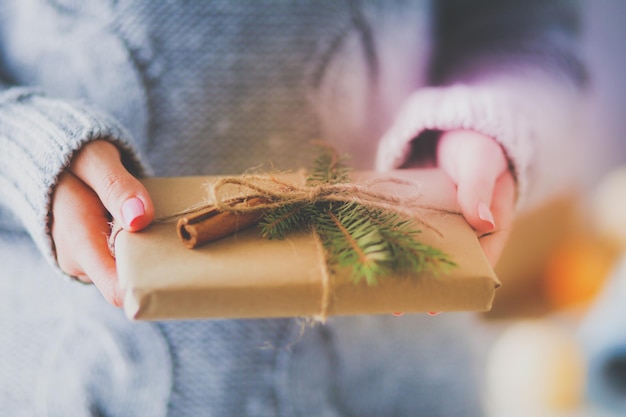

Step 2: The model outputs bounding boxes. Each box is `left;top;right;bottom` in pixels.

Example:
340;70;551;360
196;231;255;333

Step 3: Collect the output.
114;169;500;320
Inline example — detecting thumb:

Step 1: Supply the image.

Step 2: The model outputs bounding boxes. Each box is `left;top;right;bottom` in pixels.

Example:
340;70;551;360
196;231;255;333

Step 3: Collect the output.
70;140;154;231
437;130;509;235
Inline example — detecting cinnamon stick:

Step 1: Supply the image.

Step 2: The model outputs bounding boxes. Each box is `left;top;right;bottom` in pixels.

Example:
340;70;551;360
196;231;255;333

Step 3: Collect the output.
177;196;268;248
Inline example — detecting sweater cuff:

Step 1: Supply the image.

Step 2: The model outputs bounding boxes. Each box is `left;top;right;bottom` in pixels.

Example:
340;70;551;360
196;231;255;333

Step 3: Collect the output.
0;88;146;269
375;84;533;206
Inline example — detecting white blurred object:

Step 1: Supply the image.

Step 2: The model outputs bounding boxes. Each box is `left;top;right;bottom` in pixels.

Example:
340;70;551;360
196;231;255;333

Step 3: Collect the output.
592;167;626;246
485;320;586;417
579;255;626;414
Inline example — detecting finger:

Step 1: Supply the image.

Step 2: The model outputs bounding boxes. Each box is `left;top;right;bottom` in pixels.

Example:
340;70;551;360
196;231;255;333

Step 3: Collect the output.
78;234;125;307
70;140;154;231
478;171;516;266
437;131;508;234
52;172;125;306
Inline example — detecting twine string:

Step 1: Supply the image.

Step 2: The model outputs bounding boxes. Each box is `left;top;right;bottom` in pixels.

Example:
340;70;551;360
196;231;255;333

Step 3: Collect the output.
203;174;460;320
108;173;462;319
311;229;332;322
206;174;460;237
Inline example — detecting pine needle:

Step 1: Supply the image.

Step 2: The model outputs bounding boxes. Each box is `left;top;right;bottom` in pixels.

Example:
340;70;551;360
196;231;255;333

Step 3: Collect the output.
371;210;458;277
306;146;351;185
315;203;390;285
256;146;456;285
258;203;308;240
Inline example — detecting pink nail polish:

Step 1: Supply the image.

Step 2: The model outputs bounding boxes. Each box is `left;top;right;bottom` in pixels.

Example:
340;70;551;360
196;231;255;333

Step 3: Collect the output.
392;312;405;317
427;312;441;316
122;197;145;228
477;202;495;230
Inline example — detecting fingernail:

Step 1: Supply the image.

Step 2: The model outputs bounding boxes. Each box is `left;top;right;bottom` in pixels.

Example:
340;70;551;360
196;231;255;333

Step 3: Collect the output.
122;197;145;228
392;312;405;317
477;202;495;230
427;312;441;316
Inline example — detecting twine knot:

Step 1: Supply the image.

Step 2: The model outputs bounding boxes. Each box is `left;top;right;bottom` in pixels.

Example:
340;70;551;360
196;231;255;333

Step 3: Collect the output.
208;173;459;236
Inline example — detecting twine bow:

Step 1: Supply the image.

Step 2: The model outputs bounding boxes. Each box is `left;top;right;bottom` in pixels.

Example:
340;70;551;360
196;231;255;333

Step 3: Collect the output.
201;173;460;235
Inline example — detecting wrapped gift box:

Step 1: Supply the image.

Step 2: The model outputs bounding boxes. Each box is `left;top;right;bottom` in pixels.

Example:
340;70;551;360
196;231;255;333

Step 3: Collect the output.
114;169;499;320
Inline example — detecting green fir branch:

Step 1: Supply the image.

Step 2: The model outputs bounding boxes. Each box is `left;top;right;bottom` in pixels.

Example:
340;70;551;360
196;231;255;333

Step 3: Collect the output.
256;146;457;285
306;146;351;185
258;203;309;240
370;210;457;276
313;203;391;285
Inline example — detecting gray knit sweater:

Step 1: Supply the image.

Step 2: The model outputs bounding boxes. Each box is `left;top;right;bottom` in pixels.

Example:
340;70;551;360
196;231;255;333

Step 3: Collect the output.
0;1;586;416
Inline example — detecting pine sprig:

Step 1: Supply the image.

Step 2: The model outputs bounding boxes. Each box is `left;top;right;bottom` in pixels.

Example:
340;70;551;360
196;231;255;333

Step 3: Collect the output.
314;203;391;285
375;212;457;276
259;203;309;240
256;148;456;285
306;146;351;185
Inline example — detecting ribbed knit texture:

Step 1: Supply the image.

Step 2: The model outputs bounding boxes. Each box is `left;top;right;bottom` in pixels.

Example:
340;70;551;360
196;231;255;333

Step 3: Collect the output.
376;84;535;200
0;233;172;417
0;1;585;416
375;75;585;210
0;89;144;266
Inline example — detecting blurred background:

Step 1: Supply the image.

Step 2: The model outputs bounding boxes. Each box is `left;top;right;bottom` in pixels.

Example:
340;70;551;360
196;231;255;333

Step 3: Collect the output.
481;2;626;416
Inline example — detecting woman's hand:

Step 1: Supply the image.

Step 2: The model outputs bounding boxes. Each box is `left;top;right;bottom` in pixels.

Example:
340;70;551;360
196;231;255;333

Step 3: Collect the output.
51;140;154;306
437;130;516;265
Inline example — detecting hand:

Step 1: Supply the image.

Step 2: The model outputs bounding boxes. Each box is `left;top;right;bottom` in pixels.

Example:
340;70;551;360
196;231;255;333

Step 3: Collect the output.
51;141;154;306
437;130;516;266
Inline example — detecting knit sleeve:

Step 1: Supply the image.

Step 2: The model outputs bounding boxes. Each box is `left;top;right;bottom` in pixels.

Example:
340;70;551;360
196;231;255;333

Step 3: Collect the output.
376;0;587;209
0;87;146;268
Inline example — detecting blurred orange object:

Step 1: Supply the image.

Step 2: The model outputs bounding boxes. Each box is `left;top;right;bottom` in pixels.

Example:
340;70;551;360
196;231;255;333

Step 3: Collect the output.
543;237;617;310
